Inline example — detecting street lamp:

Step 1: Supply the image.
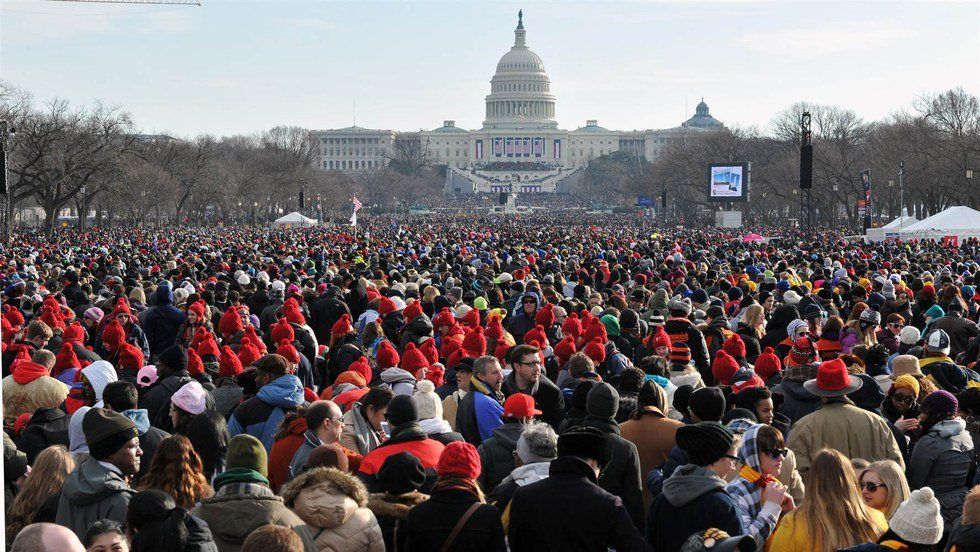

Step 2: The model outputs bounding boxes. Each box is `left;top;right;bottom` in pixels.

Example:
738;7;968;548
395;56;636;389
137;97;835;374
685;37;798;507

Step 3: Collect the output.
1;120;16;244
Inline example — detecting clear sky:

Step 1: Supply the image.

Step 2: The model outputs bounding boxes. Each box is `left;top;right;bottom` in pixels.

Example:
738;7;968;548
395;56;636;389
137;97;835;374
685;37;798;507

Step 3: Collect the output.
2;0;978;138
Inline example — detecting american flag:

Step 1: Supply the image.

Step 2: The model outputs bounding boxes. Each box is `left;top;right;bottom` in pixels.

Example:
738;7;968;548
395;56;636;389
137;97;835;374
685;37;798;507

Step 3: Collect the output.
351;196;363;212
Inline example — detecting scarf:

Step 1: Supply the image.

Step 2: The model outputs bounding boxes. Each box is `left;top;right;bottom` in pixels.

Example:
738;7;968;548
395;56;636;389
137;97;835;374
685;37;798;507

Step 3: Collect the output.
432;475;484;502
212;467;269;490
471;375;504;402
738;464;777;489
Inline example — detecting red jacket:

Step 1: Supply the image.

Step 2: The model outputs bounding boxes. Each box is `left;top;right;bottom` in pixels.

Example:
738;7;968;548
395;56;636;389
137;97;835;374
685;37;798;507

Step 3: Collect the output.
358;438;445;476
268;416;307;493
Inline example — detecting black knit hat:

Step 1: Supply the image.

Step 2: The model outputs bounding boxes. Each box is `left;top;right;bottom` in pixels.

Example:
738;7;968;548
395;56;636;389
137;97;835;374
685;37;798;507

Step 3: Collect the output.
158;344;188;373
586;382;620;420
675;421;735;466
83;408;139;460
558;426;613;467
385;395;419;426
688;387;727;422
378;451;426;495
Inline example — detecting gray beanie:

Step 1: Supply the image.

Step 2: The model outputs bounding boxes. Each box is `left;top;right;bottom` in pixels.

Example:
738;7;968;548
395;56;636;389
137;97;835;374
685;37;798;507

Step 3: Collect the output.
586;382;620;420
889;487;943;545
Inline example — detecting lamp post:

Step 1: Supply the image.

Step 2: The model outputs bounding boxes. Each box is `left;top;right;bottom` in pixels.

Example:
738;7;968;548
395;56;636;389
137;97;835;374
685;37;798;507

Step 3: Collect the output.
1;120;16;245
889;180;895;219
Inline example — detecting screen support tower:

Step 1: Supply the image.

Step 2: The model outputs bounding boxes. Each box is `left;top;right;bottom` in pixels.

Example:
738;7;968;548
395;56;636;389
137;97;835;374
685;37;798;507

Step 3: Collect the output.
800;112;813;230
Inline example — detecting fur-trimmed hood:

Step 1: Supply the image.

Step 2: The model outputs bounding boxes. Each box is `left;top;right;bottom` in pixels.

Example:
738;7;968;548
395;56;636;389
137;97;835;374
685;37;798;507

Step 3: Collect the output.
281;466;367;508
367;491;429;520
280;467;385;551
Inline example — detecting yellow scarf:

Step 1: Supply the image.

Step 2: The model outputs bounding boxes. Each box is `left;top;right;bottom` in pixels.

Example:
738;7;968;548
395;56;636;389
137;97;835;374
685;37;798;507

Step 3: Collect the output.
739;465;776;488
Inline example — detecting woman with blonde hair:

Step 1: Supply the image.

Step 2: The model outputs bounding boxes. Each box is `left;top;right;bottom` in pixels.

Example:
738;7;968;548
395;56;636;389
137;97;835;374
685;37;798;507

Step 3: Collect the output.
736;304;765;363
769;448;887;551
137;435;213;509
843;309;880;354
859;460;911;519
6;445;75;539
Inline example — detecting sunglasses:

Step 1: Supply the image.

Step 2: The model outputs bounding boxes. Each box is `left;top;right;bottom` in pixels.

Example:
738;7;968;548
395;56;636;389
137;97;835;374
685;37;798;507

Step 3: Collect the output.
890;323;904;329
893;394;915;404
764;449;789;459
860;481;887;493
522;299;536;304
723;454;741;463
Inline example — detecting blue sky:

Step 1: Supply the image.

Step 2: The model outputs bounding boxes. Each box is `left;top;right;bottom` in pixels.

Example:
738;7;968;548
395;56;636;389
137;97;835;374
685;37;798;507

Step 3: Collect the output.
2;0;977;138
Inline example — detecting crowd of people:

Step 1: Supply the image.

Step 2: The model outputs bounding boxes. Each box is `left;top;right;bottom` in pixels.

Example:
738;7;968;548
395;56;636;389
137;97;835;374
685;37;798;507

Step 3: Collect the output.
3;214;980;552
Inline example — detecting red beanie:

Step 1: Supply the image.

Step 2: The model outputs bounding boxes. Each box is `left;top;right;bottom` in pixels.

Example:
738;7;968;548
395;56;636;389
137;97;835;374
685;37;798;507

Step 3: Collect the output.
461;326;487;357
534;302;555;328
461;308;480;329
424;364;445;387
420;338;439;365
219;345;243;377
219;306;243;337
440;335;463;361
347;356;373;383
271;317;295;345
243;325;267;354
117;343;144;372
277;339;300;364
377;339;401;369
197;334;221;359
554;335;576;365
191;326;210;350
523;325;549;349
101;320;125;352
238;340;262;368
432;307;455;329
187;300;207;321
378;297;397;317
712;350;740;386
436;441;481;480
582;317;607;346
54;342;81;376
562;313;583;339
652;327;671;350
303;387;319;403
754;347;782;382
485;315;507;342
4;307;24;328
722;334;747;360
284;304;306;326
61;322;85;344
400;343;429;374
186;348;204;377
403;300;423;322
583;337;606;365
331;314;353;337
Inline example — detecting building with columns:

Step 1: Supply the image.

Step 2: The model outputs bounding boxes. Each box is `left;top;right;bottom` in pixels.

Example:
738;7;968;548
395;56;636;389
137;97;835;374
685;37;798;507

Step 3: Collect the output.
310;11;722;193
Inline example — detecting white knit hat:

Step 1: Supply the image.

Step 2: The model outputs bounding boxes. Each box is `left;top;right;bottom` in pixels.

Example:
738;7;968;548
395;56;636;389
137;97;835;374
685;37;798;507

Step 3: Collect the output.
782;290;802;305
899;325;921;345
412;380;443;420
889;487;943;545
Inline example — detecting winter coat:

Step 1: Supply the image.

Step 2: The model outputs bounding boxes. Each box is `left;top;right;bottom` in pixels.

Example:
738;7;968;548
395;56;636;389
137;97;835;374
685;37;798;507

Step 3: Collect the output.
192;481;316;552
441;390;465;431
260;300;284;336
212;378;244;420
120;408;170;485
774;376;821;425
367;490;428;552
486;461;552;532
619;406;683;511
646;464;745;552
501;371;565;430
931;313;980;359
509;456;647;552
1;369;68;424
16;407;69;463
380;367;416;397
456;377;505;445
920;355;976;394
139;369;202;431
736;324;763;364
357;427;445;487
787;397;905;477
341;404;383;456
141;285;186;358
664;317;711;384
669;365;705;391
477;422;523;491
55;456;136;539
725;425;784;548
281;467;385;552
228;374;305;452
399;314;434;351
702;316;734;364
311;296;351;345
582;416;645;531
403;488;505;552
908;418;974;525
947;516;980;552
270;415;308;493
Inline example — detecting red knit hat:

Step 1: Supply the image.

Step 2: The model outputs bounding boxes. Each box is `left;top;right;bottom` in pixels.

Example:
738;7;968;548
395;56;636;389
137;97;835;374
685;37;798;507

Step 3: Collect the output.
436;441;481;480
461;326;487;357
554;335;577;365
400;343;429;374
284;304;306;326
347;356;373;383
440;334;463;360
534;302;555;328
271;317;295;344
432;307;455;329
722;334;746;360
331;314;354;337
754;347;782;381
652;327;671;351
54;342;81;376
403;300;423;321
186;348;204;377
61;322;85;344
243;325;267;354
197;334;221;359
4;307;24;328
419;338;439;365
424;364;445;387
583;337;606;365
460;308;480;329
523;325;549;349
494;342;511;364
562;313;583;339
117;342;144;372
187;300;206;321
277;339;300;364
377;339;401;369
731;373;766;394
101;320;125;352
582;317;607;345
191;326;210;350
669;342;692;364
485;314;507;342
219;306;243;337
238;340;262;368
712;350;740;386
378;297;397;317
303;387;319;403
219;345;243;377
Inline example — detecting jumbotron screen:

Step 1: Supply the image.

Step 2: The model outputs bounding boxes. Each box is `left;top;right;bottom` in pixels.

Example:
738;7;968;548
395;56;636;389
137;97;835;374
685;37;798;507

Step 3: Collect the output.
708;163;749;202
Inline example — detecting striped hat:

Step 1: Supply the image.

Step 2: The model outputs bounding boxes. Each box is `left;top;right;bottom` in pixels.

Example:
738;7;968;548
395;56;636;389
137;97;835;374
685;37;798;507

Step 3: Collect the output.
669;342;692;365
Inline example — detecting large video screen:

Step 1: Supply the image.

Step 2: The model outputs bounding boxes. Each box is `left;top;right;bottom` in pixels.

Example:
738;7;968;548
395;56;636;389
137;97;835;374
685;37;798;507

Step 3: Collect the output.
708;163;749;202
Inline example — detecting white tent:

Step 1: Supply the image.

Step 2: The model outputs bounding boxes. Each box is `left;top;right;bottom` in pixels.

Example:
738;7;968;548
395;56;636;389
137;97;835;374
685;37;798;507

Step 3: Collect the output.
865;211;919;241
271;212;317;227
895;206;980;240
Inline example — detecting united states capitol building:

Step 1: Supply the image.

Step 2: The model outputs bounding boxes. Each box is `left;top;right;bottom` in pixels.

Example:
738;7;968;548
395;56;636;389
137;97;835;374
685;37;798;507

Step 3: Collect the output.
309;12;722;194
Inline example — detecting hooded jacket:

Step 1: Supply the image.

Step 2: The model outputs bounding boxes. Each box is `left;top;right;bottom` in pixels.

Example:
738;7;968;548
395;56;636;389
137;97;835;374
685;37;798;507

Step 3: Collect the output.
55;456;136;538
270;415;308;493
646;464;744;552
399;313;434;350
16;407;69;463
2;362;68;424
142;284;186;358
774;374;822;425
280;467;384;552
228;374;305;452
380;367;416;396
476;421;523;491
664;316;711;383
908;417;974;525
487;461;552;530
725;425;784;548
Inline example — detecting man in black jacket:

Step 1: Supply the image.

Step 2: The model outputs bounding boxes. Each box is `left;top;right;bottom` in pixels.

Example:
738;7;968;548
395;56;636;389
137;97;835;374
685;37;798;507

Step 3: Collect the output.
16;407;69;463
663;299;711;384
310;286;350;345
139;283;186;362
138;345;212;431
509;427;647;552
503;344;565;430
103;380;169;485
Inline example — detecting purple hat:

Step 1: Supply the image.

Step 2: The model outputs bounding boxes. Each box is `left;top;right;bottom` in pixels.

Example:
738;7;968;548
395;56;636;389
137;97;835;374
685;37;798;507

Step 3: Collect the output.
922;390;958;418
84;307;105;324
171;381;207;415
136;365;158;388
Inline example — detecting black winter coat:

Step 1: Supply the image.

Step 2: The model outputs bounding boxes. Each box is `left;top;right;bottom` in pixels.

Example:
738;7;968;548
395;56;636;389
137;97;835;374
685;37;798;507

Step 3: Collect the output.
141;285;186;359
17;408;69;463
582;417;645;531
501;372;565;430
508;456;649;552
402;488;505;552
310;295;350;345
663;317;711;384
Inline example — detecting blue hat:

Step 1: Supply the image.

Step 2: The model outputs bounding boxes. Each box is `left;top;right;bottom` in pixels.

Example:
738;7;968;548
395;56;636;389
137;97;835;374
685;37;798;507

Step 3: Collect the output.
776;280;791;291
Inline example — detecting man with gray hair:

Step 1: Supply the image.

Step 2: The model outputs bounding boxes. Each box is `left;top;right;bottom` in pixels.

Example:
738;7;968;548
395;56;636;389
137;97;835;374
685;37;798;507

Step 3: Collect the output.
455;355;505;445
11;523;85;552
487;420;558;530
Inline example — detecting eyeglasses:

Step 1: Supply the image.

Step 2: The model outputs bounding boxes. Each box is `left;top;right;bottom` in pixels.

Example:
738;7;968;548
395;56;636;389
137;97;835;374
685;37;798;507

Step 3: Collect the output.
893;394;915;404
860;481;887;493
517;360;542;368
723;454;741;464
764;449;789;459
890;323;904;329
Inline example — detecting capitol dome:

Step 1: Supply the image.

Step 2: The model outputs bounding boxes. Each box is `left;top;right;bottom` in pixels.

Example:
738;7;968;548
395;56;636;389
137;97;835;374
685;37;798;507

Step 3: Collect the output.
483;11;557;130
